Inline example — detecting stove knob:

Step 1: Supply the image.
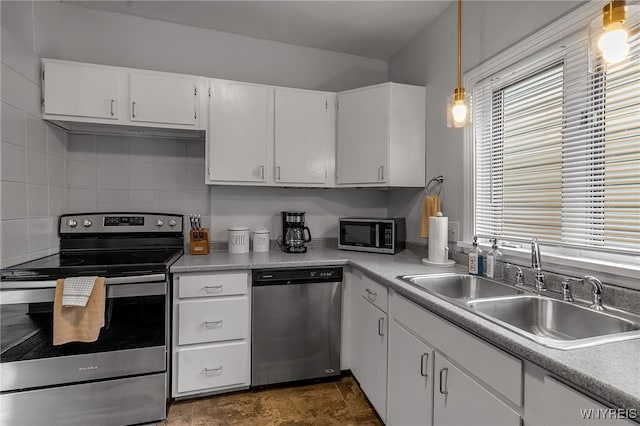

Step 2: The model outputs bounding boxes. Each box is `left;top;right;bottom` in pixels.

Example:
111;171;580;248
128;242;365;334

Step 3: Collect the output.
83;219;92;228
169;219;177;227
68;219;78;228
156;219;164;227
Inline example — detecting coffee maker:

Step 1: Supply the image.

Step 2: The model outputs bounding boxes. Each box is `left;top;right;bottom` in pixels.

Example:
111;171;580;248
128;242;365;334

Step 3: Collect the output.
282;211;312;253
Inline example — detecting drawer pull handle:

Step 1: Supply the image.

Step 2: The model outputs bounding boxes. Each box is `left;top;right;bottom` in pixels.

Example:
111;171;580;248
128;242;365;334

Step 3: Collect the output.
365;288;377;299
377;317;385;337
204;320;224;328
420;353;429;377
203;366;223;375
439;367;449;395
205;285;223;293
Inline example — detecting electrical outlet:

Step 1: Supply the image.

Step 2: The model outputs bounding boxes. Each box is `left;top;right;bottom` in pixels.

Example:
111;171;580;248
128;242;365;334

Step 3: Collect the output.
448;222;460;242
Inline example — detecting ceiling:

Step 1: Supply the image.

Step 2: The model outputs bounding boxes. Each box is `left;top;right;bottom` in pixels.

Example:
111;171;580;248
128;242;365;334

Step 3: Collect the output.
64;1;451;60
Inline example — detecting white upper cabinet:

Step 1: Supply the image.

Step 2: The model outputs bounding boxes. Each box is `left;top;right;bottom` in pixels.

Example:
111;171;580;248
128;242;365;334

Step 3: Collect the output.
336;82;425;187
207;81;270;183
274;88;331;185
43;61;122;121
129;72;199;127
41;59;203;131
336;84;389;185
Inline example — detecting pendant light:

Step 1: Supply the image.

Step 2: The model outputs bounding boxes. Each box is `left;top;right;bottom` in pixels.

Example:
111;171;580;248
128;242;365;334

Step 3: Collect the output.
597;1;630;65
447;0;469;128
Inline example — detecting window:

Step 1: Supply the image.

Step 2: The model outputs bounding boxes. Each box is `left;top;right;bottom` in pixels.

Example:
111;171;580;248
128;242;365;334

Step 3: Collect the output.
472;19;639;255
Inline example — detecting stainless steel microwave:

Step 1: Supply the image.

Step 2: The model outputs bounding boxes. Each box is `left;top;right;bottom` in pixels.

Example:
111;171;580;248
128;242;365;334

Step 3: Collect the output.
338;217;406;254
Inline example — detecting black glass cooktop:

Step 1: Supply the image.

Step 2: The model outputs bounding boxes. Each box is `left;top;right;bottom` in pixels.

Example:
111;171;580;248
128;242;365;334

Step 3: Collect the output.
0;249;183;280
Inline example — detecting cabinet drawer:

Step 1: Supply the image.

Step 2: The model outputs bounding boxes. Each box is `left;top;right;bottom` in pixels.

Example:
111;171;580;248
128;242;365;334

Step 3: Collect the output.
359;274;388;313
177;342;248;394
178;298;248;345
391;293;522;406
178;272;248;298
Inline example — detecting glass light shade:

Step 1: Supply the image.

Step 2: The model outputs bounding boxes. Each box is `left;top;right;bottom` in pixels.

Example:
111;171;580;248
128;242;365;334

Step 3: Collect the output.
447;93;470;128
598;22;630;64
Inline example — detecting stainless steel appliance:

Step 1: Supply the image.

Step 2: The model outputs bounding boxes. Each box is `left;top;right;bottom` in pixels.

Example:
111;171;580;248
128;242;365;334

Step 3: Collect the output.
281;211;312;253
0;212;183;426
251;267;342;386
338;217;406;254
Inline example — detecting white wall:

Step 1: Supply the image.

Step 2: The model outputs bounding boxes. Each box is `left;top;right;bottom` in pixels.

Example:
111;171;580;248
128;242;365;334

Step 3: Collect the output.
50;2;387;92
1;2;68;267
387;1;582;243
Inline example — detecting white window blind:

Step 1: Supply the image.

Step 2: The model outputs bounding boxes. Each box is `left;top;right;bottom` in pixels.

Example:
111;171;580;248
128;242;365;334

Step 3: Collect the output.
473;27;640;254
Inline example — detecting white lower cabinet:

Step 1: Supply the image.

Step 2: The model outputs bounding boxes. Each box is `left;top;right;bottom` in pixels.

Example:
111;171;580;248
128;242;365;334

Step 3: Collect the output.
351;283;388;421
172;271;250;398
524;361;635;426
177;342;249;394
387;320;434;426
433;354;520;426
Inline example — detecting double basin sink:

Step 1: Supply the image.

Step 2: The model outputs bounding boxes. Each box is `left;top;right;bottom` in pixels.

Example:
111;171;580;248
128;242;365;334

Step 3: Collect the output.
398;274;640;350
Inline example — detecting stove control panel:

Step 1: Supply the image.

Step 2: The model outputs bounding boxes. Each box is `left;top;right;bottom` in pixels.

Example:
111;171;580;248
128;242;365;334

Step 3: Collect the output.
60;213;183;234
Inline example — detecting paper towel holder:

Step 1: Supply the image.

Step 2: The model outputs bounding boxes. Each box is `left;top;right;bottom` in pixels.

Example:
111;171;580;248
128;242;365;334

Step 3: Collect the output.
426;175;444;197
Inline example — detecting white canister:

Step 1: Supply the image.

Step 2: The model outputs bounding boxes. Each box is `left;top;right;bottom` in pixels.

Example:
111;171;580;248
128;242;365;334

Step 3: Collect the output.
228;225;250;254
253;227;270;252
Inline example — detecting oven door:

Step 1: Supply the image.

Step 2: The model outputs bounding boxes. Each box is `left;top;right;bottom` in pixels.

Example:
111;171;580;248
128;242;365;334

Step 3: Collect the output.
0;275;167;392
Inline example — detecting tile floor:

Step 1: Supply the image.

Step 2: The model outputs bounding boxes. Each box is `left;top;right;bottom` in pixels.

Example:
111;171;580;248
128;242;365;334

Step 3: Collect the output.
162;375;382;425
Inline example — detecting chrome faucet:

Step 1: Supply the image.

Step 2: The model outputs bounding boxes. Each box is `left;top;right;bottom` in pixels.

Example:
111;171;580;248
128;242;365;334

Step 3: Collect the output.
531;239;546;293
584;276;606;311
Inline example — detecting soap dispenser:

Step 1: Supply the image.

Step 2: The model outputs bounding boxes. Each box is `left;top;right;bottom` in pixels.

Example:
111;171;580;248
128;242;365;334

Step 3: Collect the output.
485;238;502;279
468;236;484;276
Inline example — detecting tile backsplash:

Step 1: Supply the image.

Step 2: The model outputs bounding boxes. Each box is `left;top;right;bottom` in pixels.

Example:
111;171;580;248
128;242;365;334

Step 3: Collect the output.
66;134;210;222
1;26;67;267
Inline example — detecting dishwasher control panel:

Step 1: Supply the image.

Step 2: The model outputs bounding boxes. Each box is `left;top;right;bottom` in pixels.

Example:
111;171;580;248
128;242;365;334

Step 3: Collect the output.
252;267;343;285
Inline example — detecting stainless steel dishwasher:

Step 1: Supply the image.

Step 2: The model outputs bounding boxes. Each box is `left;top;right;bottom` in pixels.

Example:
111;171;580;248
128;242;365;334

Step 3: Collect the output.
251;267;342;387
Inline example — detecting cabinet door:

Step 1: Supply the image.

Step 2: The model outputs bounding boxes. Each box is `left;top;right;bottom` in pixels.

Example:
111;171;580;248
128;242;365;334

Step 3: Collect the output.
352;296;387;420
274;89;327;184
336;85;389;184
433;355;520;426
208;82;269;182
542;376;635;426
387;320;434;426
129;72;198;127
43;61;120;120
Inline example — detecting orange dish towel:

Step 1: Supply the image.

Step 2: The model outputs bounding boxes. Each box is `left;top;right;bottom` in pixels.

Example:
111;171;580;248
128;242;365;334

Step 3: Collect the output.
53;277;106;345
420;195;441;238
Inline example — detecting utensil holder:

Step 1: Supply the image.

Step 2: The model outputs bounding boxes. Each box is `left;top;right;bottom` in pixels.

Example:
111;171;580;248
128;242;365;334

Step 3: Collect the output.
190;228;210;255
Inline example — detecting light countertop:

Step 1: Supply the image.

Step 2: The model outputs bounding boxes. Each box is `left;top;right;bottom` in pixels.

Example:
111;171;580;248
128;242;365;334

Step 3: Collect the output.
171;248;640;411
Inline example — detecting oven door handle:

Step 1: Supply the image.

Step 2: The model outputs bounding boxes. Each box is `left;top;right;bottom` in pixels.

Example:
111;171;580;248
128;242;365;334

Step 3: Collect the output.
0;274;166;290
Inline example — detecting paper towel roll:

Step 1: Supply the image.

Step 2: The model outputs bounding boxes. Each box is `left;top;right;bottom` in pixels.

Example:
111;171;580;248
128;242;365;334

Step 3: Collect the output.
428;213;448;263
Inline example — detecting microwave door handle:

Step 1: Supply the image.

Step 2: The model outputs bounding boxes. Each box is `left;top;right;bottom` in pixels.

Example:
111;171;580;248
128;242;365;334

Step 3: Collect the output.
375;224;380;247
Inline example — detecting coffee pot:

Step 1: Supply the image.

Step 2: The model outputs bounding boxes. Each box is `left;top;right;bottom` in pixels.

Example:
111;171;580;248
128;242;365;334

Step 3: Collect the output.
282;211;312;253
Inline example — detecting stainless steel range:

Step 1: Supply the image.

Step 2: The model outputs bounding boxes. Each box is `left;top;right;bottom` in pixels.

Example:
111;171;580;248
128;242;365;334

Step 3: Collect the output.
0;212;184;426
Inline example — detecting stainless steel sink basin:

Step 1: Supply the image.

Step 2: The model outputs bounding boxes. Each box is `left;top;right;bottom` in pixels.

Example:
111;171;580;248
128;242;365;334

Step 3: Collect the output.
399;274;523;300
467;296;640;349
397;273;640;350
